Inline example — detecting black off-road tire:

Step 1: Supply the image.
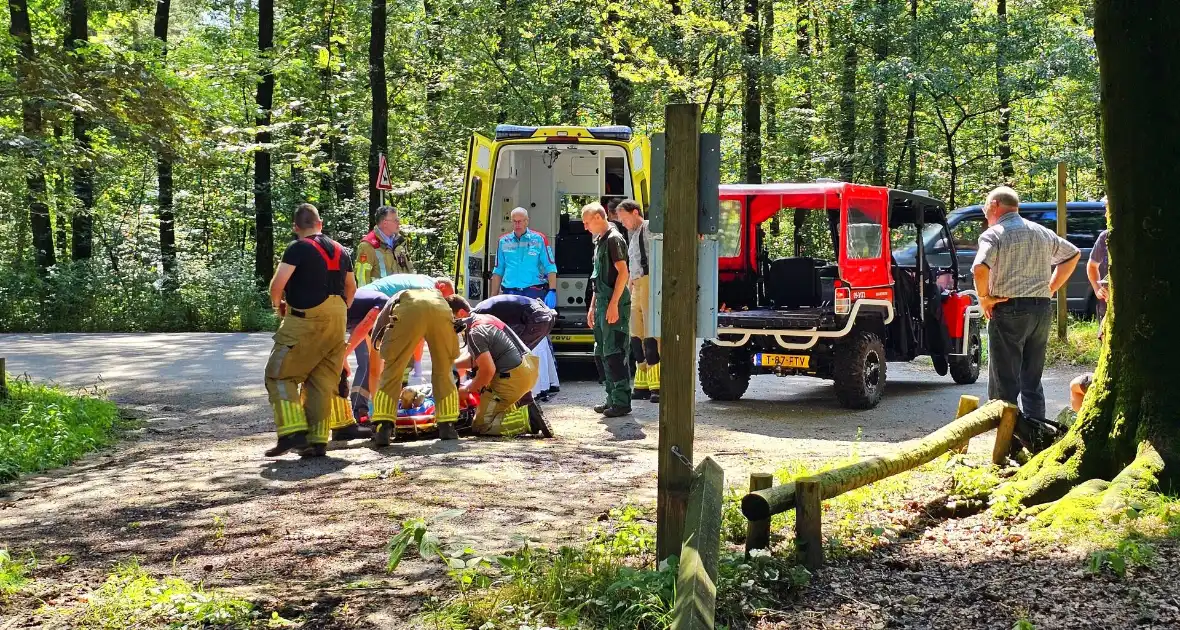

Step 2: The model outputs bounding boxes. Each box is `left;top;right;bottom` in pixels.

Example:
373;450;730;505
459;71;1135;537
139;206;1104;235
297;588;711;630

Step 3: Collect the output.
833;331;886;409
950;322;982;385
698;342;751;401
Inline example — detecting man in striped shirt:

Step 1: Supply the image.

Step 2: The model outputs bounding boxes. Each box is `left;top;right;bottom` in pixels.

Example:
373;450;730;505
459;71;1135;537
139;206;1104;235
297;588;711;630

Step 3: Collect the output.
972;187;1080;421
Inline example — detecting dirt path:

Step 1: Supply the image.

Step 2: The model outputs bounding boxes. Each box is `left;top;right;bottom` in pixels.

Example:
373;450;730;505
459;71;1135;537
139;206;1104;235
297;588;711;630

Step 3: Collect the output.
0;333;1079;627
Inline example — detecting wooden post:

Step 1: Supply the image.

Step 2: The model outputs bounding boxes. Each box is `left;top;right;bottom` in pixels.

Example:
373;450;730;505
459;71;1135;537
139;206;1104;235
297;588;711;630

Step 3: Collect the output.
0;357;7;400
657;103;702;562
992;403;1019;465
744;472;774;555
952;394;980;454
671;457;724;630
795;477;823;570
1056;162;1068;341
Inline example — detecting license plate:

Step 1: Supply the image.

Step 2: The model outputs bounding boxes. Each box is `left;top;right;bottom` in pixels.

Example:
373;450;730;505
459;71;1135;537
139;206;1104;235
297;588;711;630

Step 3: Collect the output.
550;334;593;344
755;353;810;369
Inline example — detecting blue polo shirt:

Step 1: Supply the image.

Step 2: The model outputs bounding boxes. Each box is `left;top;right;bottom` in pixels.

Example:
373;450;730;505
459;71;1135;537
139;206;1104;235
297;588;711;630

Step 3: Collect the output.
492;229;557;290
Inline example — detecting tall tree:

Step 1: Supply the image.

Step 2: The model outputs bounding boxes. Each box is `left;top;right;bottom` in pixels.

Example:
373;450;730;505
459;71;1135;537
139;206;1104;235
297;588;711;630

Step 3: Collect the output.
604;7;634;127
67;0;95;260
895;0;918;190
9;0;54;272
869;0;891;185
254;0;276;285
368;0;388;226
762;0;777;177
741;0;763;183
1009;0;1180;511
996;0;1014;180
837;42;858;182
792;0;812;254
155;0;177;286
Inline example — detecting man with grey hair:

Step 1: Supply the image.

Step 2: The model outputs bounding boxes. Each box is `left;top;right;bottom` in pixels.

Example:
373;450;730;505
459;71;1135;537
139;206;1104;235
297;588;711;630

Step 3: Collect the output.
490;206;561;397
973;186;1080;421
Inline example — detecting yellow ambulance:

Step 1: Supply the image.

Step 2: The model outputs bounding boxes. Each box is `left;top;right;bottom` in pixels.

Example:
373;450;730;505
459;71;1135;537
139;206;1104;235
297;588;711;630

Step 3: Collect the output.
455;125;651;359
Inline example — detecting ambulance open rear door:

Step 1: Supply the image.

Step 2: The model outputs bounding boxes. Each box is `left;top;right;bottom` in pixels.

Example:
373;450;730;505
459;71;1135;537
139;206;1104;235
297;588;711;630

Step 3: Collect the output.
456;133;495;301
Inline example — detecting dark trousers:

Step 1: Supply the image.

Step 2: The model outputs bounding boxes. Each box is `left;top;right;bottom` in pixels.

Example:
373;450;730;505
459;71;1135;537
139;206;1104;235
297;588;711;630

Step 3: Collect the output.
988;298;1052;420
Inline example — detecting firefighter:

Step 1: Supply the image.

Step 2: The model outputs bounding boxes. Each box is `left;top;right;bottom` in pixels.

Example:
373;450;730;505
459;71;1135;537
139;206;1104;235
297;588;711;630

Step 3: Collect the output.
369;289;460;446
346;273;440;419
452;310;541;437
355;206;414;285
615;199;660;404
264;203;356;457
582;202;632;417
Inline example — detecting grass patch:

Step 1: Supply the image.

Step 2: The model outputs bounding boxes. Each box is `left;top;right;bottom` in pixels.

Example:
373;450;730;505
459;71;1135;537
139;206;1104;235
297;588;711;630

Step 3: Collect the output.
0;376;123;482
390;505;805;629
1045;317;1100;367
1;548;34;596
71;559;254;628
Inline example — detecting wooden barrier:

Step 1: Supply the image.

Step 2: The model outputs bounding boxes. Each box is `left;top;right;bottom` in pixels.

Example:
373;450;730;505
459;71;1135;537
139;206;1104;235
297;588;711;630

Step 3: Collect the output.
743;398;1020;568
671;456;724;630
743;472;774;555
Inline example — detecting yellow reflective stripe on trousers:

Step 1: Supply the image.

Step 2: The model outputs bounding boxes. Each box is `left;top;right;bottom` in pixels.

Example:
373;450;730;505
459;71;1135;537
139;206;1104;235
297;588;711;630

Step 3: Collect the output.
648;362;660;391
435;391;459;423
634;364;650;390
372;390;398;424
329;396;354;430
275;400;308;436
499;405;529;437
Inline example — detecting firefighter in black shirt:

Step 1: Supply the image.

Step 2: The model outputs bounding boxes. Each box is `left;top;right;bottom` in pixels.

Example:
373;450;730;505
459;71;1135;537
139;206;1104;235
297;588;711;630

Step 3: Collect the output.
264;203;356;457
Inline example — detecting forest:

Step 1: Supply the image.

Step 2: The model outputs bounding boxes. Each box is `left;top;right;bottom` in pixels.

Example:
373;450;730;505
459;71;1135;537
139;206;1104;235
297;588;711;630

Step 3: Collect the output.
0;0;1101;332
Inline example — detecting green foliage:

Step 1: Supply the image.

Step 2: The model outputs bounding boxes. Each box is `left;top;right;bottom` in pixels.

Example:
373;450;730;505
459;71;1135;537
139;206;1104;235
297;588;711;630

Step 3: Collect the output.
949;461;1003;502
1087;537;1155;579
0;548;35;596
0;376;122;482
73;559;254;629
1046;317;1101;367
1013;618;1037;630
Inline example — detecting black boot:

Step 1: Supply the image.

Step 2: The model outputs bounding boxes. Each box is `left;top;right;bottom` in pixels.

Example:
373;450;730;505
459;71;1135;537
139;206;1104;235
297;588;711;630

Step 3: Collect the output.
603;406;632;418
593;402;610;414
332;424;374;441
649;391;660;404
438;422;459;440
373;422;394;447
632;389;650;401
298;443;327;458
265;431;309;457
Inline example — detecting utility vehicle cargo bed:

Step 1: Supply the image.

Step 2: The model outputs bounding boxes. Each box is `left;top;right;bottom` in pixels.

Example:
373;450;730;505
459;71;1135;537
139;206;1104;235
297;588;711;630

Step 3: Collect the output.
716;307;837;331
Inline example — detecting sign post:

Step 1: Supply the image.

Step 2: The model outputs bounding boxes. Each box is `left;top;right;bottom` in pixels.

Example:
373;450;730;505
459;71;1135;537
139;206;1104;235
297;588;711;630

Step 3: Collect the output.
1056;162;1068;341
656;104;703;561
376;153;393;206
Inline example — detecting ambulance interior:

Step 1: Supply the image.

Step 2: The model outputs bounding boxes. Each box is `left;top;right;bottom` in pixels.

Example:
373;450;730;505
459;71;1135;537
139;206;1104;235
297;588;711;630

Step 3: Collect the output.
487;144;633;318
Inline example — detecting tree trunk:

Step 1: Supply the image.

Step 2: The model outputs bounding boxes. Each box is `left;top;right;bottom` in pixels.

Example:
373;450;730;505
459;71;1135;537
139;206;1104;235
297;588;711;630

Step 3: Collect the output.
763;0;777;180
902;0;918;189
996;0;1014;181
869;0;890;186
837;42;858;182
368;0;388;226
1093;98;1104;194
254;0;275;286
53;125;69;261
793;0;812;252
561;35;580;124
741;0;762;184
67;0;94;261
423;0;444;165
605;8;634;128
1012;0;1180;505
10;0;54;272
155;0;176;286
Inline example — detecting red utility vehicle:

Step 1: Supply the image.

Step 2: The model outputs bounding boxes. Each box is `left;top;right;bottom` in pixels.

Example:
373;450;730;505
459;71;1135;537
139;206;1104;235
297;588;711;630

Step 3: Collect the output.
699;182;983;409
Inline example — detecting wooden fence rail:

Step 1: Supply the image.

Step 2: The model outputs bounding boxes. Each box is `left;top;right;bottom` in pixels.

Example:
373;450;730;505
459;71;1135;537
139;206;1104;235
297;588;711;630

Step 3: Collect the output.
742;397;1018;569
671;456;725;630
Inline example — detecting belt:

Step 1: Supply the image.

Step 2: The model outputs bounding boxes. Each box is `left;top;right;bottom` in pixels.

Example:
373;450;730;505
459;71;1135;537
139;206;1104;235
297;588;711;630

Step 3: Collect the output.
290;308;306;318
1000;297;1051;305
505;284;548;291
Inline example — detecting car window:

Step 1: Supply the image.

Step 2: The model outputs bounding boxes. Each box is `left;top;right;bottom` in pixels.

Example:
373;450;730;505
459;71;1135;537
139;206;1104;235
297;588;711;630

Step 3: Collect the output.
846;204;883;260
950;215;986;251
718;199;743;258
1067;213;1106;249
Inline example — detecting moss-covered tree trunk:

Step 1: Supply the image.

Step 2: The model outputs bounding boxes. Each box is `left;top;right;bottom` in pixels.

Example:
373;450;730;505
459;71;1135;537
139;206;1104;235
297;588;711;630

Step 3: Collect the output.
1012;0;1180;506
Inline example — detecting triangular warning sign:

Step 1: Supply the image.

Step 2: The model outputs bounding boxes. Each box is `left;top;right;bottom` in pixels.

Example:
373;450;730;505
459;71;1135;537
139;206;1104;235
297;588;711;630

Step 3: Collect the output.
375;153;393;190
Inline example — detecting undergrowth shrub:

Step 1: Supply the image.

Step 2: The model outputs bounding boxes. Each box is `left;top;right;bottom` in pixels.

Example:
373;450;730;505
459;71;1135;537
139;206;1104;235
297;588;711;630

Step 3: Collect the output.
74;559;254;628
0;377;122;482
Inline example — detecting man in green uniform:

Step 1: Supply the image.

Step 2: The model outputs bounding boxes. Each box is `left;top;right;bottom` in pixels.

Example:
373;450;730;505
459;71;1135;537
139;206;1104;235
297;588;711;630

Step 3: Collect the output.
583;202;632;417
264;203;356;457
369;289;461;446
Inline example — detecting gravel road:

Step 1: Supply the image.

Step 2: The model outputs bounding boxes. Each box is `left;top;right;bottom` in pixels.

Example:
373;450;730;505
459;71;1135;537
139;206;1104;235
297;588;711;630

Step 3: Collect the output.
0;333;1078;626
